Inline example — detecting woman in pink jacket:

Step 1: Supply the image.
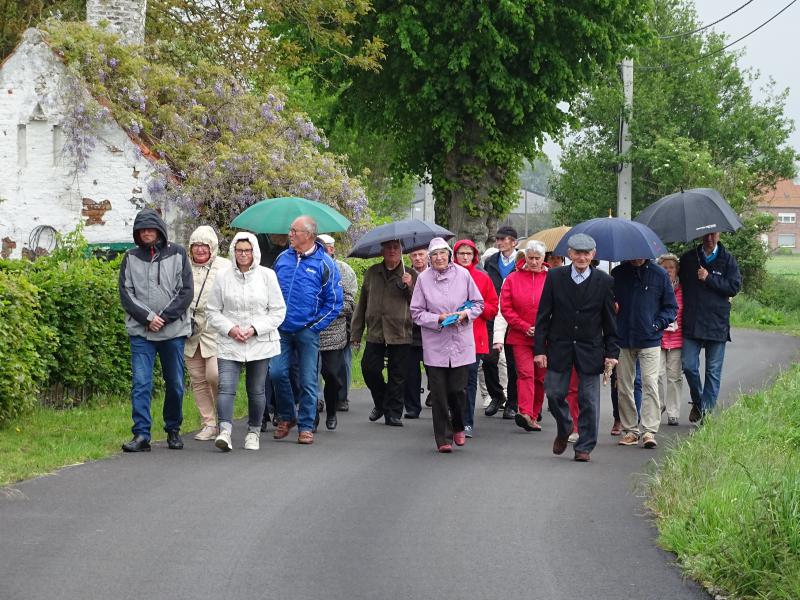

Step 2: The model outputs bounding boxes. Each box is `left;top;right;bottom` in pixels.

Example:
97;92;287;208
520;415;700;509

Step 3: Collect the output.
657;253;683;425
500;240;549;432
410;238;484;453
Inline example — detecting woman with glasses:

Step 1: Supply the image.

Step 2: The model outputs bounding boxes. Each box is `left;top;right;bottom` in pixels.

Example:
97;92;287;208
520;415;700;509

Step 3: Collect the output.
206;232;286;451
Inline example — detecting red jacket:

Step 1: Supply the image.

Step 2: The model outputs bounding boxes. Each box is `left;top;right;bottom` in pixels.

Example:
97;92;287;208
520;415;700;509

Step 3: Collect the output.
660;283;683;350
501;258;548;346
453;240;498;354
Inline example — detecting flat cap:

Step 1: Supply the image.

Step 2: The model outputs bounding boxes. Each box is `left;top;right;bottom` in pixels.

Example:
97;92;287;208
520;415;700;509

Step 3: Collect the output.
567;233;596;251
495;225;518;239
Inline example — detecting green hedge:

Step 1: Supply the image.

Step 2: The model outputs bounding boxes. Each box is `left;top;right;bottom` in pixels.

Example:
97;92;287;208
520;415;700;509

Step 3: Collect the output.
0;271;54;424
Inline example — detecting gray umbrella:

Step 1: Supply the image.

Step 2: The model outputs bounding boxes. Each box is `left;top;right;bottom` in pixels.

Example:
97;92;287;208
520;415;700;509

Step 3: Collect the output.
634;188;743;243
347;219;455;258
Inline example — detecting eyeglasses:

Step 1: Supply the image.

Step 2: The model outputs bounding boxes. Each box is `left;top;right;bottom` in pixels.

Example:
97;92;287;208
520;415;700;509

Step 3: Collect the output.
456;252;474;257
289;228;309;235
234;249;253;255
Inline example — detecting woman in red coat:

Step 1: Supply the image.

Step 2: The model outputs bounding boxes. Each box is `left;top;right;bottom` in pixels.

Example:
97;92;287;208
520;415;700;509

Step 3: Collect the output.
500;240;548;431
453;239;498;437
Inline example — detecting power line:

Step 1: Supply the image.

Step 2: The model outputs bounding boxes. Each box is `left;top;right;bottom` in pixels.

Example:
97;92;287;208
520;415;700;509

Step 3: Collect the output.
659;0;757;39
639;0;798;71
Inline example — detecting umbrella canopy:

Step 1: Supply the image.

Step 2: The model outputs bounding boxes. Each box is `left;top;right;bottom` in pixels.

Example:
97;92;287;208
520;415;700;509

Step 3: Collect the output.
231;197;351;234
348;219;454;258
634;188;743;243
553;217;667;262
525;225;572;252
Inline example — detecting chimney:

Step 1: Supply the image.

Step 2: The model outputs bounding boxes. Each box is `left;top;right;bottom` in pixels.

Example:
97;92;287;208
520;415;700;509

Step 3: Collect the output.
86;0;147;46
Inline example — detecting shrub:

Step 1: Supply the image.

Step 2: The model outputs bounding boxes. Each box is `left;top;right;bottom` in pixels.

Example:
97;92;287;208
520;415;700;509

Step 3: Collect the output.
0;271;55;425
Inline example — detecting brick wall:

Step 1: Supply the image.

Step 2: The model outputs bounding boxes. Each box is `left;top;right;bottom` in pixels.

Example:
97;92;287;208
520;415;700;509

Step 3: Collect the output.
86;0;147;46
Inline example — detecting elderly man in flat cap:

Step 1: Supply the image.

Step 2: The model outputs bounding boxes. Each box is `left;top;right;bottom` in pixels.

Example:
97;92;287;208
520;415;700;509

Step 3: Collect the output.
533;233;619;462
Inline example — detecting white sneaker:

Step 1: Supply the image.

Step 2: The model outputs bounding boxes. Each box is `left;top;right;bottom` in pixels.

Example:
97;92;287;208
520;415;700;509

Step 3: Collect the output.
244;431;260;450
215;430;233;452
194;425;219;441
568;432;579;444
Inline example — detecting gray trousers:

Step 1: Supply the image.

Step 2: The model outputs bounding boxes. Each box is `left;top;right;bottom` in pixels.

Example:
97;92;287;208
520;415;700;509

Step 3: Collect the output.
545;368;601;454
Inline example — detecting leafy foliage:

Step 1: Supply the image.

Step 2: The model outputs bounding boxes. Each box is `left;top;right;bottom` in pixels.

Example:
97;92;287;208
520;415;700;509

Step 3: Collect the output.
325;0;651;242
43;21;369;238
550;0;797;288
0;0;83;59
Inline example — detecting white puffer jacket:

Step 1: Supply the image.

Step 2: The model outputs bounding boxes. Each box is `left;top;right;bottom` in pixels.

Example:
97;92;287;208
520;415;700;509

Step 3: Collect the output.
206;232;286;362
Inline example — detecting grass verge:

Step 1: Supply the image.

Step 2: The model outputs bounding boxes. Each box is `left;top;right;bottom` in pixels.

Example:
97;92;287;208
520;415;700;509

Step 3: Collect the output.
643;364;800;600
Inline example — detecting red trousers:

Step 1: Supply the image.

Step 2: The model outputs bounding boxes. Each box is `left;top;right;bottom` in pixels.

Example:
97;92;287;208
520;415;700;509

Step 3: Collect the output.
512;344;546;419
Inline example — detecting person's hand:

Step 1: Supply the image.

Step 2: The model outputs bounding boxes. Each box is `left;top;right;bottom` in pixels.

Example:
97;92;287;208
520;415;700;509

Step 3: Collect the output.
351;339;361;353
534;354;547;369
493;342;503;352
148;314;165;332
458;310;469;323
665;321;678;332
526;325;535;337
438;313;452;323
604;357;618;369
228;325;248;343
697;266;709;281
401;272;413;287
241;326;256;340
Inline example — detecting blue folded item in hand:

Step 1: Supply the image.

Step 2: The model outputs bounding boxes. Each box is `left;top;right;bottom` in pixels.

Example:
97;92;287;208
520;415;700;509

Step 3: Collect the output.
440;300;475;327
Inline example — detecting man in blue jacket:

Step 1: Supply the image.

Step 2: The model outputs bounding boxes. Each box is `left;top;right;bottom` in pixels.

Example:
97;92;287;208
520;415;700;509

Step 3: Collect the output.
679;232;741;422
612;258;677;449
271;215;343;444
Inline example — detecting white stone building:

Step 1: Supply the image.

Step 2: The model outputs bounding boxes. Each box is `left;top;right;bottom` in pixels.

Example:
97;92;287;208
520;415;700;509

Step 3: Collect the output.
0;0;181;259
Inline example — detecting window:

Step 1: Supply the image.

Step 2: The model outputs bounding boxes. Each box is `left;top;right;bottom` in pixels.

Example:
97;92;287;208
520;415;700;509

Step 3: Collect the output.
777;212;796;224
777;234;796;248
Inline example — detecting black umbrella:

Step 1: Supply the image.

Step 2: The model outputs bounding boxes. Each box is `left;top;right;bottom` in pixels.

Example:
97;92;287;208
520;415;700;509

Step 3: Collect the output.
634;188;743;243
347;219;455;258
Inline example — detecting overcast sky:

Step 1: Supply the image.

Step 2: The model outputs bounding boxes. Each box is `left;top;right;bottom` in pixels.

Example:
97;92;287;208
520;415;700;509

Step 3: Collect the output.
693;0;799;153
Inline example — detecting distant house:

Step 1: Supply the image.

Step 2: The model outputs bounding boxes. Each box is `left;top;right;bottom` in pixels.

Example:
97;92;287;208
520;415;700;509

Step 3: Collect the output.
757;178;800;253
0;1;180;260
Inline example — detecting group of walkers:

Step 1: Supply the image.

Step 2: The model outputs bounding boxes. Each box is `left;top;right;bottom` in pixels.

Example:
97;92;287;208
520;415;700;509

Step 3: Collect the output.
119;209;741;461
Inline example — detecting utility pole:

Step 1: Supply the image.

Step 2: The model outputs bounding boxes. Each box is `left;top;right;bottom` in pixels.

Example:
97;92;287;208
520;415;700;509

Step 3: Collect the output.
617;58;633;220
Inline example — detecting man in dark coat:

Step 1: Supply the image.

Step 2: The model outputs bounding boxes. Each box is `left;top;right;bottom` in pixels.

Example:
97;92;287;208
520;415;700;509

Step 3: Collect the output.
118;208;194;452
534;234;619;462
679;232;741;421
482;225;519;419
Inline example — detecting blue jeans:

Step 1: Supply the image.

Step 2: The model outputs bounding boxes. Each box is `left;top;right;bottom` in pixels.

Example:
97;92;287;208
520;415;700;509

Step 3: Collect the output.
271;328;320;432
129;335;185;438
682;337;727;413
217;358;269;432
464;359;480;428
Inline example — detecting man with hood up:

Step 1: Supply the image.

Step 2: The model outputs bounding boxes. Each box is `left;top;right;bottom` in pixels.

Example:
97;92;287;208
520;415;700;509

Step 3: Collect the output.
119;208;194;452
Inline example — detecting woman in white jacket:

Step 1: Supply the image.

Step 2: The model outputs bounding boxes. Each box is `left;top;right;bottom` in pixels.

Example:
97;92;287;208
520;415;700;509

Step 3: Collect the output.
206;232;286;451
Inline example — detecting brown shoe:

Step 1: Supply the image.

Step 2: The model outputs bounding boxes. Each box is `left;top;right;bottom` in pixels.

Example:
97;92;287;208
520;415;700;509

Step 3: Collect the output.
574;451;591;462
273;419;296;440
610;419;622;436
297;431;314;445
552;436;568;455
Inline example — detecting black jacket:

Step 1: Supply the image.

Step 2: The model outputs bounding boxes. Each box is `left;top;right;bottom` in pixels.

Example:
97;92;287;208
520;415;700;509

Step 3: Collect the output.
679;242;741;342
611;261;677;349
533;266;619;374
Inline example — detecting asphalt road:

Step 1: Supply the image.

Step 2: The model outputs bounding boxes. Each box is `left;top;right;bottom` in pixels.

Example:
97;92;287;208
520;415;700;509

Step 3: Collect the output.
1;328;798;600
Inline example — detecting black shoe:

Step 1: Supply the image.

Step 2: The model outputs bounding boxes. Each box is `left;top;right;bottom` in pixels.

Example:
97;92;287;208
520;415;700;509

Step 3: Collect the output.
272;415;279;426
385;416;403;427
122;435;151;453
536;412;542;422
167;430;183;450
502;406;517;420
336;400;349;412
484;396;502;417
404;413;420;419
368;408;383;422
326;415;338;430
260;414;270;432
689;404;701;423
313;414;320;433
424;393;433;408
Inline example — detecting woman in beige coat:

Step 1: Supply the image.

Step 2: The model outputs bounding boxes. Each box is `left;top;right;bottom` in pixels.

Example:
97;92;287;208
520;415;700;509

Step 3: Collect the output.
185;226;231;441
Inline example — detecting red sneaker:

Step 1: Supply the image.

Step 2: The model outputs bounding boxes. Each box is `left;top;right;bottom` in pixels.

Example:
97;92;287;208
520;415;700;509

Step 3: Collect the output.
453;431;466;446
437;444;452;453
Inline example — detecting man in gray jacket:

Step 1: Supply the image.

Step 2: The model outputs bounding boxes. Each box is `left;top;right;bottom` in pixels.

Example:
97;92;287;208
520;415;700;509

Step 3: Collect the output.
119;208;194;452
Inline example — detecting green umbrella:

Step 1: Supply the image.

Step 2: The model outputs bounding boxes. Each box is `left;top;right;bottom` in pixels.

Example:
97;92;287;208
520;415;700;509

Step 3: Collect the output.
230;197;351;234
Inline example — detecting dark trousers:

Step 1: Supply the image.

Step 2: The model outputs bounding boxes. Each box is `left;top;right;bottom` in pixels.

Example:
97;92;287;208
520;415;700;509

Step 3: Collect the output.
505;343;518;410
465;359;480;428
403;345;424;416
427;365;469;447
545;368;601;454
361;342;411;420
320;348;345;418
480;348;507;404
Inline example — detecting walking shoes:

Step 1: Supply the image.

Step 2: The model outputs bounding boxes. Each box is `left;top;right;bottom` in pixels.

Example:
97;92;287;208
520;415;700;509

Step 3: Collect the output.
642;432;658;449
618;432;639;446
194;425;218;441
273;419;296;440
122;435;151;453
453;431;466;446
215;430;233;452
244;431;260;450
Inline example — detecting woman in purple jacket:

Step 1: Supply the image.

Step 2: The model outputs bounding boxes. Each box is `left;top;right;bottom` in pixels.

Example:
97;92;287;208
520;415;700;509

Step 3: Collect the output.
410;238;484;453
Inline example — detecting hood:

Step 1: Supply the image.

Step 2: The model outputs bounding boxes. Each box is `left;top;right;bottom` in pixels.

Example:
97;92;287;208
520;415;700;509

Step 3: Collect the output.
453;239;479;267
189;225;219;264
229;231;262;271
132;208;168;247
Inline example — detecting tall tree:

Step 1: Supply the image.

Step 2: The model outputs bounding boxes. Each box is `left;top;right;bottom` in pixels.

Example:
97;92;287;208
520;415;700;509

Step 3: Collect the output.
0;0;83;58
550;0;797;289
324;0;651;243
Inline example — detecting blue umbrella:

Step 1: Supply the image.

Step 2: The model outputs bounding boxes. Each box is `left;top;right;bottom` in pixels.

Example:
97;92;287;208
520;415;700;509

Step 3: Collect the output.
348;218;454;258
553;217;667;262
